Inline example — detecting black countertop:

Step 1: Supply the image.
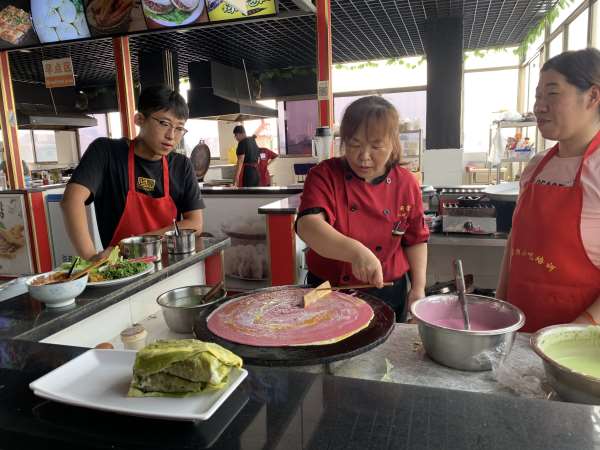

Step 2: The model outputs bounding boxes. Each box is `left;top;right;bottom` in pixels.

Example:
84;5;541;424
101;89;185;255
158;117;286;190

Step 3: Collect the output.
0;237;229;341
1;338;598;450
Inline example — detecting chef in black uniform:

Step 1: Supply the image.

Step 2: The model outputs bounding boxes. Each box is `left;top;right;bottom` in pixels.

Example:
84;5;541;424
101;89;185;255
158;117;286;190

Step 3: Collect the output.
232;125;260;187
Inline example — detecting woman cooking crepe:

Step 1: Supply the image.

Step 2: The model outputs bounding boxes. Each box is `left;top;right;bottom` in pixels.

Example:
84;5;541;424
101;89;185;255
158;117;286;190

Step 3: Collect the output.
497;49;600;332
296;96;429;321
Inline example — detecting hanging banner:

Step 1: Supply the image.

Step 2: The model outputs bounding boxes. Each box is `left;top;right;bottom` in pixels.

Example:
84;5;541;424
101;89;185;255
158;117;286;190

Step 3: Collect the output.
43;57;76;88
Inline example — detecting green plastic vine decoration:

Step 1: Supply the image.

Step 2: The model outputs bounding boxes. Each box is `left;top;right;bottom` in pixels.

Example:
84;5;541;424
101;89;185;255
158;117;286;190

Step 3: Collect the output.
515;0;575;59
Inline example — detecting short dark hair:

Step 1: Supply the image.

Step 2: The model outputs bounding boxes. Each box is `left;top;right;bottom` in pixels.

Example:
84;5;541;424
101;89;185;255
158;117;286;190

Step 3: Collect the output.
340;96;402;167
138;85;188;120
542;48;600;93
233;125;246;135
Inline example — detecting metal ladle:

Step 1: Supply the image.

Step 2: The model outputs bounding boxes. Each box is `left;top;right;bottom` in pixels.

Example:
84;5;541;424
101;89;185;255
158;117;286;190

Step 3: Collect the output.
453;259;471;330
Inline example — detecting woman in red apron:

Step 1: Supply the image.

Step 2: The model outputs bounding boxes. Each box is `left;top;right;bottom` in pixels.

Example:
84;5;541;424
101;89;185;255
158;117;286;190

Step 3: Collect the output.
296;96;429;321
497;49;600;332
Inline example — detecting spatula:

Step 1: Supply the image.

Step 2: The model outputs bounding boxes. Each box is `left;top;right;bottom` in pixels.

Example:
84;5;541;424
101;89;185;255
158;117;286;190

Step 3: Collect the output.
303;281;394;308
69;257;110;281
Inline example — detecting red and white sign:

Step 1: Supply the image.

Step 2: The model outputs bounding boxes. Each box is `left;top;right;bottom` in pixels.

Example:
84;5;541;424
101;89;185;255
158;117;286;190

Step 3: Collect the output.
43;57;75;89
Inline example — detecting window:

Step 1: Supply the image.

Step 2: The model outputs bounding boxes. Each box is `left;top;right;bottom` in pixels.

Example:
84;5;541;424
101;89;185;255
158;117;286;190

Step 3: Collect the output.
334;91;426;135
549;33;563;58
78;114;108;156
17;130;34;163
332;57;427;93
242;118;278;152
183;119;219;158
463;69;519;153
594;1;600;48
284;99;318;155
567;9;588;50
464;47;519;70
525;32;545;62
107;112;122;139
32;131;58;163
551;0;585;32
526;54;541;113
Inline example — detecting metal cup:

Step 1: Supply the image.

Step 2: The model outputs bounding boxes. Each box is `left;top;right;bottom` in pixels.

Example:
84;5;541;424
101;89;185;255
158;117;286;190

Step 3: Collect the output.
164;229;196;254
119;235;163;261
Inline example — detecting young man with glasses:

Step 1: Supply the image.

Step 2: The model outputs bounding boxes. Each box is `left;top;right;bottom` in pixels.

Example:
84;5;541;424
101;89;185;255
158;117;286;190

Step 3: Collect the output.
62;85;204;260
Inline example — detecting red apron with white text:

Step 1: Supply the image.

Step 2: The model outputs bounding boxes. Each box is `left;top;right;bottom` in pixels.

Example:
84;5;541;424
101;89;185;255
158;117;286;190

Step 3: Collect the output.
109;141;178;246
507;134;600;332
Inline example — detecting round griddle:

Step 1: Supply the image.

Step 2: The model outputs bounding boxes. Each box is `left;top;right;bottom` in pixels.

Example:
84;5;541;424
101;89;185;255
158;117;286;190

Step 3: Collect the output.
193;285;395;366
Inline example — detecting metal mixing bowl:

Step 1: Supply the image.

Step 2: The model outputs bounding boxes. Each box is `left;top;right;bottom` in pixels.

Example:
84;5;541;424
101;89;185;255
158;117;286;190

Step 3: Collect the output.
165;229;196;254
156;285;227;333
119;235;163;261
411;294;525;371
532;324;600;404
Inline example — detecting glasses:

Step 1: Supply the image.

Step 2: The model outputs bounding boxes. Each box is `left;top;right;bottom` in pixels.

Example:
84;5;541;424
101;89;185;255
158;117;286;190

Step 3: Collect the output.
150;116;188;137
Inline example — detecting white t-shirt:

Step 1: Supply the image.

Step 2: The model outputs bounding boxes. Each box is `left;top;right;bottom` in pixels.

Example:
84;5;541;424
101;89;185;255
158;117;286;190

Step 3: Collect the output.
520;149;600;268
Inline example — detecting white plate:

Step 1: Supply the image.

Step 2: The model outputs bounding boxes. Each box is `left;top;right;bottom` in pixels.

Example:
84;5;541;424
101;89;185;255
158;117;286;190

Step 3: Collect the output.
29;349;248;422
87;263;154;287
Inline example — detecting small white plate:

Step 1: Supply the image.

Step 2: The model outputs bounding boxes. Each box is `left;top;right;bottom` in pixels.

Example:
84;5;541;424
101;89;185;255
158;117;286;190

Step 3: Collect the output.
87;263;154;287
29;349;248;421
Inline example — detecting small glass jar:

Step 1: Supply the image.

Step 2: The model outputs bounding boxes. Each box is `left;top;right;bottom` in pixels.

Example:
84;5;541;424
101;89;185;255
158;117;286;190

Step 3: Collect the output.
120;324;147;351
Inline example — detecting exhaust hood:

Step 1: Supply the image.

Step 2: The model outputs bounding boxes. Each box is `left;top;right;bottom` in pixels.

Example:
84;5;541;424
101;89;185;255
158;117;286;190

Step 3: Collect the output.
17;113;98;130
187;61;277;121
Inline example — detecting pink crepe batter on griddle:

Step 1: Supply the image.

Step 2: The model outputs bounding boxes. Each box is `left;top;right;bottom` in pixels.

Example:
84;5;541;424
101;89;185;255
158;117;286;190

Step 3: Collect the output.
207;288;374;346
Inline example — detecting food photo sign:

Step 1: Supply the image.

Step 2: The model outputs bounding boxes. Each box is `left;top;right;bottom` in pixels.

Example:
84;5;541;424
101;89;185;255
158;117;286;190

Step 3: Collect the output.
0;1;278;50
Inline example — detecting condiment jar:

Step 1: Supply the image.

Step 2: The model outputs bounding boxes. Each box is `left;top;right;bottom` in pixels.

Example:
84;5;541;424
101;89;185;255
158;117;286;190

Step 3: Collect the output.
120;324;147;350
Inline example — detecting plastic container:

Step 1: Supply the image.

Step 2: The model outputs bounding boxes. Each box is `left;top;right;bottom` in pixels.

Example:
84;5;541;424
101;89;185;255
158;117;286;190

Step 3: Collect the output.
120;324;148;350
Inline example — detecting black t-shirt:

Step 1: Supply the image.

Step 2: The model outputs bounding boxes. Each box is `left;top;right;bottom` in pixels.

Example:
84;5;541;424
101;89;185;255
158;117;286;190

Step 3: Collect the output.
69;137;205;247
235;137;260;163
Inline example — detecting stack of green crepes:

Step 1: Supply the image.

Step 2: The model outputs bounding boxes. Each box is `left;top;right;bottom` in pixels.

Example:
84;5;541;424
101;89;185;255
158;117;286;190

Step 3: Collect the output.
128;339;243;397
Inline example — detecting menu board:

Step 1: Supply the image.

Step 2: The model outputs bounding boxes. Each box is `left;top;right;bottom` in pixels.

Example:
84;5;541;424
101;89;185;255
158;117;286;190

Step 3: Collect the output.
84;0;147;37
207;0;277;22
0;0;278;51
31;0;91;43
0;1;39;49
141;0;208;30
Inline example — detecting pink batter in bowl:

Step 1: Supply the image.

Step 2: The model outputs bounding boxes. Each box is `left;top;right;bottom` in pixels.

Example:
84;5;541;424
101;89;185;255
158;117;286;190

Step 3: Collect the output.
411;294;525;371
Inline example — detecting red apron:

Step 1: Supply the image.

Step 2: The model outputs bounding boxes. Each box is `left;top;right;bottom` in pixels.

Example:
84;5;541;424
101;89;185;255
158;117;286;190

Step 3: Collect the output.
109;141;178;246
507;134;600;332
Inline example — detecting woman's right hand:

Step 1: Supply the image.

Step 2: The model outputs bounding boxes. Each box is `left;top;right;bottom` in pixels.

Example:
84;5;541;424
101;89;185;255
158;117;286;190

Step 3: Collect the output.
351;244;384;288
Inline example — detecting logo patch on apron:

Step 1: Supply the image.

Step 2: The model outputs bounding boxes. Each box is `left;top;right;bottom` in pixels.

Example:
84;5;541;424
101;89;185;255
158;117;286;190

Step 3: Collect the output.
136;176;156;192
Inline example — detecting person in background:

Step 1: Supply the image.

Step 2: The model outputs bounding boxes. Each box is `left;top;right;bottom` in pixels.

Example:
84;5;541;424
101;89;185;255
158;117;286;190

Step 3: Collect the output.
190;140;211;181
232;125;260;187
62;85;204;260
497;48;600;332
258;147;278;186
296;96;428;321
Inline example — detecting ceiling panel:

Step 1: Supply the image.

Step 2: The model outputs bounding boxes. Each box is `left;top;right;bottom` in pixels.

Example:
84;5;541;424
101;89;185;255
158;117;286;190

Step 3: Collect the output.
8;0;559;87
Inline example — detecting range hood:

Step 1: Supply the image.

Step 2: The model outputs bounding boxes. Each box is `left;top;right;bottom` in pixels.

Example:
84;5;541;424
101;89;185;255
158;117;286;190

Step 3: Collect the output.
17;113;98;130
188;61;277;121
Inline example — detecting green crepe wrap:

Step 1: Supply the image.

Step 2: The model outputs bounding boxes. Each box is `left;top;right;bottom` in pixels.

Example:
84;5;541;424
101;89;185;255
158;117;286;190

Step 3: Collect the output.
128;339;243;398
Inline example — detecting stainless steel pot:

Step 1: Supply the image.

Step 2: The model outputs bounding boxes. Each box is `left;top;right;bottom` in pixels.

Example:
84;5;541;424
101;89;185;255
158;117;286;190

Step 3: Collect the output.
119;235;163;261
411;294;525;371
156;285;227;333
165;229;196;254
532;324;600;404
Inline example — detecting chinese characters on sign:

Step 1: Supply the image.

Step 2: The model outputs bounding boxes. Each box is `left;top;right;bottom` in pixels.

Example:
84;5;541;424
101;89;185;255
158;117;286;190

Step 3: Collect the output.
42;57;75;89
